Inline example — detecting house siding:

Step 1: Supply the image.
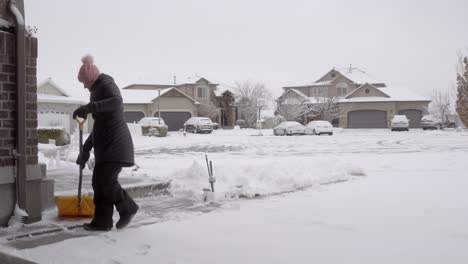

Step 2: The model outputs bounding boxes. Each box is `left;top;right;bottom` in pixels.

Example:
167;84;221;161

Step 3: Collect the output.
149;97;197;117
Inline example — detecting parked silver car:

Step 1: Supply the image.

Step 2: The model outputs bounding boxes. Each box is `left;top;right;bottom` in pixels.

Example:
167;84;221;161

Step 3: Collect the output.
391;115;409;131
138;117;166;126
305;120;333;135
273;121;306;136
184;117;214;134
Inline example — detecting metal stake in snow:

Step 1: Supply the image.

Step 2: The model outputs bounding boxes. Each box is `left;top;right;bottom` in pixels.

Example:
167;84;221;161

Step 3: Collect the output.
205;154;216;192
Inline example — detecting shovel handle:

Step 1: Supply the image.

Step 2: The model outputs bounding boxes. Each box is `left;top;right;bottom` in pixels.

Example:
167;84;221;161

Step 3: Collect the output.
75;117;86;205
75;117;86;130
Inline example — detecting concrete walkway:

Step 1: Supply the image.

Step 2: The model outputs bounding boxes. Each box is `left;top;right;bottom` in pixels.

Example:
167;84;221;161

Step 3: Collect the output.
0;193;220;263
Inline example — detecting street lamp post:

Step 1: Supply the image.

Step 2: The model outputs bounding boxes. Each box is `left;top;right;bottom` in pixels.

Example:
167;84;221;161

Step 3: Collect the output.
158;88;161;124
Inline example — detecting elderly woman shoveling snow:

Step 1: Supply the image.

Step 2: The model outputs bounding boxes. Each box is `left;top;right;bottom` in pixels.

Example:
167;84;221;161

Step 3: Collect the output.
73;55;139;231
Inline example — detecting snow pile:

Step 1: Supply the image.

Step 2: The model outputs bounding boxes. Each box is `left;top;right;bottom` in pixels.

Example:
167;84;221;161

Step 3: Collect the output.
7;204;29;227
168;157;363;200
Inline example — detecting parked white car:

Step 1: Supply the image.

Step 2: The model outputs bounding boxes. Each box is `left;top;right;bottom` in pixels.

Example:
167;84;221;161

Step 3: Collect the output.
306;120;333;135
184;117;214;134
138;117;166;126
273;121;306;136
391;115;409;131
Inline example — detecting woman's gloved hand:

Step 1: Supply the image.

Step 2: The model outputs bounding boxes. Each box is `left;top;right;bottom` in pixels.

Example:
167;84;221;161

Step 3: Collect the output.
73;105;90;119
76;151;90;170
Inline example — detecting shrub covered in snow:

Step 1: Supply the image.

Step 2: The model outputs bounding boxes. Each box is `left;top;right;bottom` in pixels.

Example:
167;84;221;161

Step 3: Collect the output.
456;57;468;127
38;128;70;146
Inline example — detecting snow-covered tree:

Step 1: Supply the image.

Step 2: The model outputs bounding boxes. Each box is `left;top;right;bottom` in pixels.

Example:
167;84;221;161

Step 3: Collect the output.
428;88;453;127
456;56;468;127
235;81;272;128
276;102;310;121
308;96;340;123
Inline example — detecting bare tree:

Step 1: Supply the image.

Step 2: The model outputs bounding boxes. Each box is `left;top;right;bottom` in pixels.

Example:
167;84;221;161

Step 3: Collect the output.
235;81;273;127
276;95;341;124
428;88;453;127
276;102;311;121
198;102;220;122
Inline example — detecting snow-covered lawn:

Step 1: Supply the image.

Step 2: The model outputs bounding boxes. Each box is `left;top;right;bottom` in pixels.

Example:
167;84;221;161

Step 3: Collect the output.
13;128;468;263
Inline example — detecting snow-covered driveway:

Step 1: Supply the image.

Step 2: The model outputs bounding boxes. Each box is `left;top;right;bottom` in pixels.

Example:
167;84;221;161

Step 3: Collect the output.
13;129;468;263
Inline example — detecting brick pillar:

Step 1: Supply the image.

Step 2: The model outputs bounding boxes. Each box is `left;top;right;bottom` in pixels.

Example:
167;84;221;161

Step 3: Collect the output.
0;29;48;226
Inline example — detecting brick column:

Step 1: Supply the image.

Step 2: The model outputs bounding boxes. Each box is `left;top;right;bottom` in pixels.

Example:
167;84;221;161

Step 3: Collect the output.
0;30;48;226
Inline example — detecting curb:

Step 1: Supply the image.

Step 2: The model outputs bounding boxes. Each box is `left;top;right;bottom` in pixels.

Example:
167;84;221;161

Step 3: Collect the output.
0;250;38;264
124;181;171;199
53;181;171;201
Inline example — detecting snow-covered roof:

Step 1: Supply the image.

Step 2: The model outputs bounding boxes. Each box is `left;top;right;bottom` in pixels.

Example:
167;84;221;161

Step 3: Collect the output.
283;80;332;90
37;93;87;105
121;87;200;104
37;78;71;97
121;88;172;104
339;86;430;103
336;67;383;85
214;83;235;97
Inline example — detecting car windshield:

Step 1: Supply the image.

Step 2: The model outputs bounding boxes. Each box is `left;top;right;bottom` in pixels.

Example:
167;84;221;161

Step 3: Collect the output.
198;119;212;125
284;122;301;126
393;116;408;122
422;115;435;121
140;118;164;125
312;121;331;127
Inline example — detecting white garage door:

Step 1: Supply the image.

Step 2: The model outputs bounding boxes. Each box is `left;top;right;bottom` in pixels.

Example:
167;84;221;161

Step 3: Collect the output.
38;111;71;132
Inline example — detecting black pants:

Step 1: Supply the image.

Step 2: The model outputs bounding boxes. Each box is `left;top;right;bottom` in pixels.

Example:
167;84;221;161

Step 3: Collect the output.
91;162;136;228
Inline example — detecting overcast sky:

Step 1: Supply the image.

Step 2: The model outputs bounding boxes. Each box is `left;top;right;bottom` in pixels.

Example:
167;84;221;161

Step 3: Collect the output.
25;0;468;100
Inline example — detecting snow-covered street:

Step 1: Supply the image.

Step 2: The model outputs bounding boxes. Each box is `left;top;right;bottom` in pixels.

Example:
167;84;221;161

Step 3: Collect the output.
8;129;468;263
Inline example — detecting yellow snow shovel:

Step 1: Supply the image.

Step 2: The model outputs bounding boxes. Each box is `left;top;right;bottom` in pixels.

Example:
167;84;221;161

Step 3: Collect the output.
56;118;95;217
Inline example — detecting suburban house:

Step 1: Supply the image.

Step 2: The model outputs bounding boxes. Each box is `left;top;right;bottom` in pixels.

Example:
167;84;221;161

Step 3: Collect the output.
277;66;431;128
37;78;90;133
121;77;237;131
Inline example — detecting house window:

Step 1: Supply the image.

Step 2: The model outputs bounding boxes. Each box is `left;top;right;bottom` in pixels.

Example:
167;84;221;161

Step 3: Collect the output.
197;86;208;98
365;88;370;94
336;82;348;97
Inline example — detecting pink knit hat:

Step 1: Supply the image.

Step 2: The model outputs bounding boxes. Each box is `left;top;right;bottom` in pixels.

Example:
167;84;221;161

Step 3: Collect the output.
78;55;100;88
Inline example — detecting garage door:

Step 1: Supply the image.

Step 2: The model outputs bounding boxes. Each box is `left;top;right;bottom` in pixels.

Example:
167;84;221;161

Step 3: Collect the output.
38;111;71;132
399;109;422;128
154;112;192;131
124;111;145;124
348;110;387;128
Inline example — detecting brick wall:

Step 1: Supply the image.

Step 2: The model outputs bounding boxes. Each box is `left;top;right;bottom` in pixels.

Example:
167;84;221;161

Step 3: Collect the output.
0;30;38;168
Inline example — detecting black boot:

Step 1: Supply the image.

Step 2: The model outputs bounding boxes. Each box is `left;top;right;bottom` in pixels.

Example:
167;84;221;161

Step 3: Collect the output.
83;223;112;231
116;203;139;229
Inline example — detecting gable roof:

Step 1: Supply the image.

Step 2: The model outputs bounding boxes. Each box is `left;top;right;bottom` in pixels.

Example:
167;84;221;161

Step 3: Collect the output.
337;67;384;86
121;87;199;104
277;88;308;101
37;78;71;97
345;83;390;99
314;66;384;86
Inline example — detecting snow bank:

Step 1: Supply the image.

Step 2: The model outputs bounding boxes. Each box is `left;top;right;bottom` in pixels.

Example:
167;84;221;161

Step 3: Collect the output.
167;156;362;200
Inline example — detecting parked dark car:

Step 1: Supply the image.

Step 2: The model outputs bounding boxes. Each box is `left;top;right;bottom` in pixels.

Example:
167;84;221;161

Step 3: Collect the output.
421;115;456;130
184;117;214;134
